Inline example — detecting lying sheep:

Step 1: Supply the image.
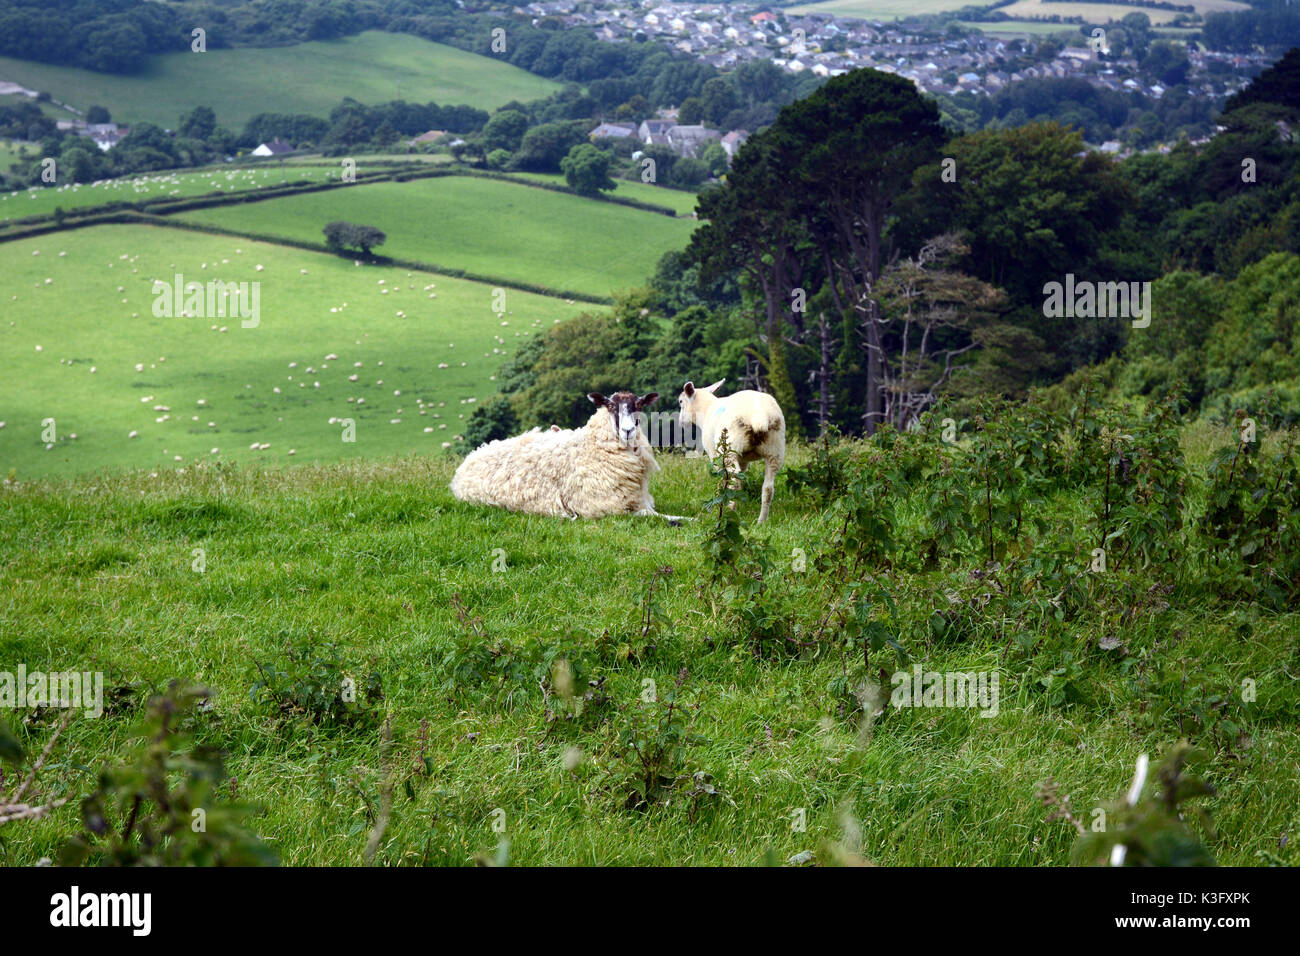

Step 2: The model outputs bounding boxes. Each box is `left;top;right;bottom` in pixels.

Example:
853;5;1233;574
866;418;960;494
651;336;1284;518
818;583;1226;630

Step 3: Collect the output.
451;391;683;519
678;379;785;523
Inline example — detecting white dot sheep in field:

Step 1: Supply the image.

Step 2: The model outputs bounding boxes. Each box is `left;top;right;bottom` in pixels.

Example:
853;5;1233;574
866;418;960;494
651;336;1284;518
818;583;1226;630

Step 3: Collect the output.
678;379;786;524
451;391;684;520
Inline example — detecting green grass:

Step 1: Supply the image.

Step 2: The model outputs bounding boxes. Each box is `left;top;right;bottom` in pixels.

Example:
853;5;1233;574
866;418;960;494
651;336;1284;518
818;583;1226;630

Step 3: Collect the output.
955;20;1091;37
0;164;343;223
0;32;561;129
504;172;704;217
956;20;1205;38
282;153;455;166
784;0;973;18
997;0;1247;26
1;425;1296;866
787;0;1245;20
0;223;578;480
171;175;699;298
0;93;71;122
0;137;38;174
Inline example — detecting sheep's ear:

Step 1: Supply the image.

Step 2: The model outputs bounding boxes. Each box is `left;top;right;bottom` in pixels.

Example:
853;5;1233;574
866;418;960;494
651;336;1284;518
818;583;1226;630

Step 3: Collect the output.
636;392;659;410
683;382;695;397
587;392;608;407
704;378;726;393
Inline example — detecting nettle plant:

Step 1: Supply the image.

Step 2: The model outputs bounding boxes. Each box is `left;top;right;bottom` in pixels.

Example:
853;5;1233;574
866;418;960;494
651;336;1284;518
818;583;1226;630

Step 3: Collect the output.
783;423;853;504
1200;414;1300;607
604;668;720;816
60;683;277;867
539;645;614;736
699;430;794;658
1088;388;1188;574
248;636;384;730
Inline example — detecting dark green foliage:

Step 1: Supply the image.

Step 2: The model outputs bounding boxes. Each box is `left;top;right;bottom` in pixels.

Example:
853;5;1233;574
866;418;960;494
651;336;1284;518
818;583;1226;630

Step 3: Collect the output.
1200;420;1300;608
0;717;22;765
606;669;714;813
57;682;277;867
512;120;588;172
560;142;616;196
783;424;851;504
459;395;519;453
1065;743;1217;867
247;639;384;730
323;220;386;255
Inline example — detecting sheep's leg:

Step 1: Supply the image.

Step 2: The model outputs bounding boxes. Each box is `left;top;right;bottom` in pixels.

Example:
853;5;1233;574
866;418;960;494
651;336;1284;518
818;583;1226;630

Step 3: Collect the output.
758;457;778;524
635;507;694;522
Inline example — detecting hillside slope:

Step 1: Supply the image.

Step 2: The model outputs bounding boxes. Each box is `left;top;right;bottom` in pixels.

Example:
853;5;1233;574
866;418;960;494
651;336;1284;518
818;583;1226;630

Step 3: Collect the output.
1;416;1296;866
0;32;560;128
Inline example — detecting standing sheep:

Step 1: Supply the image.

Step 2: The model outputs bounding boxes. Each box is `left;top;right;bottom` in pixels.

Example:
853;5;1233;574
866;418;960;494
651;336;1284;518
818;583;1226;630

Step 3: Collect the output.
451;391;680;519
678;379;785;523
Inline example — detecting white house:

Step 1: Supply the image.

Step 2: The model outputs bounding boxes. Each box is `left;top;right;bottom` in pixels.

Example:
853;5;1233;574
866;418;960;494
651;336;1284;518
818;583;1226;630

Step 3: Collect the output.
251;140;293;157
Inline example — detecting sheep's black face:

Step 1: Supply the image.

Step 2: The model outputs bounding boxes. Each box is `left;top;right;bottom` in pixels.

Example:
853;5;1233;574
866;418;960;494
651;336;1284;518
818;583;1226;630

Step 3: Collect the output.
588;391;658;446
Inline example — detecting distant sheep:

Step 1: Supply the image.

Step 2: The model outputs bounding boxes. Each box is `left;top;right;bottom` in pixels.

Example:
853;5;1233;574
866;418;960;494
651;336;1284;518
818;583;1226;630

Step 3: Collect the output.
451;391;683;519
678;379;785;523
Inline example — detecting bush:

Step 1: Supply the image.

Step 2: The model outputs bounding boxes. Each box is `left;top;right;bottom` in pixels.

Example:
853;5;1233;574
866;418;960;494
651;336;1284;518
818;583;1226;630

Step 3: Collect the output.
560;143;616;196
322;220;387;255
58;683;277;867
247;639;384;729
460;395;519;452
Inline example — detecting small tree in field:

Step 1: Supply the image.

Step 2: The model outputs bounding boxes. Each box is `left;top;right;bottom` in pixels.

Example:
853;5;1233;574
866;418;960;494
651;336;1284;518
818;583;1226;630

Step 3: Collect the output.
560;143;616;197
323;221;387;256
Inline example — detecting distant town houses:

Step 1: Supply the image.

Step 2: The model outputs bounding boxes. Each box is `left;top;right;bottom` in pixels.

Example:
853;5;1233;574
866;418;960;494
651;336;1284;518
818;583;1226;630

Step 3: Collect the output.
55;119;130;152
628;116;734;159
513;0;1259;112
720;129;748;159
666;123;722;158
589;122;637;140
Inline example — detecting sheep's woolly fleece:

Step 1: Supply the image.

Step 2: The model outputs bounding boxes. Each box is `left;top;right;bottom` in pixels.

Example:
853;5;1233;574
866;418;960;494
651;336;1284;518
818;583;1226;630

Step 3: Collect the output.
450;407;658;518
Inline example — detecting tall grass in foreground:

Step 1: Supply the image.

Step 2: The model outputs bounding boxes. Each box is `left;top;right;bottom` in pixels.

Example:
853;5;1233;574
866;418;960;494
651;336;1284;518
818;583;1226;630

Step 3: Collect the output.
1;389;1297;865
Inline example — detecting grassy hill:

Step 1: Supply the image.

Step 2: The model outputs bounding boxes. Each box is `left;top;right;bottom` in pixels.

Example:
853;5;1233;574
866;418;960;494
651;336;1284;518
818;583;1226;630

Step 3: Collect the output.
996;0;1246;26
1;165;343;223
171;175;698;298
505;172;703;217
1;417;1296;865
0;224;577;480
0;32;561;129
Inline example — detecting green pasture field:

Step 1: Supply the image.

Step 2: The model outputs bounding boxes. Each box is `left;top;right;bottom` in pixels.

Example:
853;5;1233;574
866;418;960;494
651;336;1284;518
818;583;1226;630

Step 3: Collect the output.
786;0;1246;21
956;20;1200;37
169;175;699;298
0;165;342;223
996;0;1247;26
0;32;561;130
504;171;704;217
0;224;578;481
784;0;975;18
